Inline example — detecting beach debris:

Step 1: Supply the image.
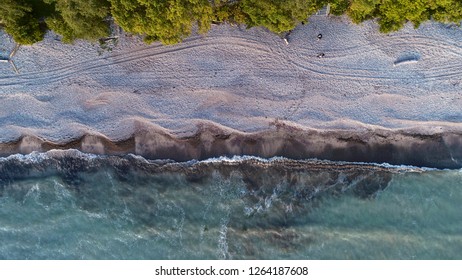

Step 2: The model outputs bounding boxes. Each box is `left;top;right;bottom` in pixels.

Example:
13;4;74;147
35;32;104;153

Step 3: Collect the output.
98;36;119;55
9;60;19;74
393;52;420;67
0;43;20;74
317;53;325;58
317;33;322;40
445;23;458;29
393;58;418;66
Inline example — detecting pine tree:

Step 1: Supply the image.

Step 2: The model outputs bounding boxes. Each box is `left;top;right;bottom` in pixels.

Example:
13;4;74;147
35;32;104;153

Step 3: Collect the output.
0;0;47;44
110;0;213;44
239;0;326;33
44;0;111;43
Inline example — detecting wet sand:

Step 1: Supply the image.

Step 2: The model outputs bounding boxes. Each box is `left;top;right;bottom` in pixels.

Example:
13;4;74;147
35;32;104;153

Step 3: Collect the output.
1;123;461;168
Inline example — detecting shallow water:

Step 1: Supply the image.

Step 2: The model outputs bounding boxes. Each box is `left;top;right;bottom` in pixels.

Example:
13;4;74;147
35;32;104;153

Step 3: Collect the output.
0;151;461;259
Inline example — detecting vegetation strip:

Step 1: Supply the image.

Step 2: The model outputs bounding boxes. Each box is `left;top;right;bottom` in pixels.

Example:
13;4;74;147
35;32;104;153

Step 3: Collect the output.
1;0;461;45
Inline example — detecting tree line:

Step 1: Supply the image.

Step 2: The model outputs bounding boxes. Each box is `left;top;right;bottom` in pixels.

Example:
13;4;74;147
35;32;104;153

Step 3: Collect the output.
0;0;461;45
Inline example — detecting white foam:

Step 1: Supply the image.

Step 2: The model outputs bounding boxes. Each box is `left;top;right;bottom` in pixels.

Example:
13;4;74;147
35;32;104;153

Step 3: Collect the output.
198;154;434;171
0;151;50;164
200;155;287;163
0;150;448;172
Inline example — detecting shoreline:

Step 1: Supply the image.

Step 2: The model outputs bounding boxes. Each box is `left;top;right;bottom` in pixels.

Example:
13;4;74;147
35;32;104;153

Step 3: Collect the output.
1;123;461;169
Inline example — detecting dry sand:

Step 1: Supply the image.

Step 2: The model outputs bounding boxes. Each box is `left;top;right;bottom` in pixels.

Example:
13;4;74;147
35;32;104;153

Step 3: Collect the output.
0;15;461;167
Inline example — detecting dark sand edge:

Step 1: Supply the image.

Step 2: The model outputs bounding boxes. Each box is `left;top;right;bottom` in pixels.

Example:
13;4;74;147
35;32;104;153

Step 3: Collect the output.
1;123;461;169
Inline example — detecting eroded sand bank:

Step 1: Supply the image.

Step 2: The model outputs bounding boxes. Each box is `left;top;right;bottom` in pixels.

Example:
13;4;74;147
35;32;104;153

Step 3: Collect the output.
1;124;461;168
0;15;461;167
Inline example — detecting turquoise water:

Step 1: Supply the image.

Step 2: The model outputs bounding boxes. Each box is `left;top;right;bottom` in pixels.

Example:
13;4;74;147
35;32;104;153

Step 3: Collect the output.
0;152;461;259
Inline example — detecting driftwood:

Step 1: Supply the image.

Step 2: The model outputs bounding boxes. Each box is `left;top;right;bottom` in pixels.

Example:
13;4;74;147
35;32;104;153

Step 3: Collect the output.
9;59;19;74
9;43;19;59
1;43;20;74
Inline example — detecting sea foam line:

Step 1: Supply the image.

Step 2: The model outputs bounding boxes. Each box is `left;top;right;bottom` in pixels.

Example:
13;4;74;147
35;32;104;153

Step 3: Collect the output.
0;149;444;172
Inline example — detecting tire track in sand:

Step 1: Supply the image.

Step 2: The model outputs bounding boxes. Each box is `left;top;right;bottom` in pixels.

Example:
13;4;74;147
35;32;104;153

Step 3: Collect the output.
1;29;461;87
281;34;462;83
0;36;273;87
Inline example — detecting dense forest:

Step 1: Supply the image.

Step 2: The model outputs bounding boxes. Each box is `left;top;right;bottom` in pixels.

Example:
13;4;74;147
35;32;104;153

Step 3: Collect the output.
0;0;461;45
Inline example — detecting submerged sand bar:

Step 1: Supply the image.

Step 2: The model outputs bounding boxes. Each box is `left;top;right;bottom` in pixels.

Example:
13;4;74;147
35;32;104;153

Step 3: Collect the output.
0;16;461;167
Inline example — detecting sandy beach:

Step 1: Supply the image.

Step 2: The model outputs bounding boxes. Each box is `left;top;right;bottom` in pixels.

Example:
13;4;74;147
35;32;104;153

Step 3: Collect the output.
0;15;461;167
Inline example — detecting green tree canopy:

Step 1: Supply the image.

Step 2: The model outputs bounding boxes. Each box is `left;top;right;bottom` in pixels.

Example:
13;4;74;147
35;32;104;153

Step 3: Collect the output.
44;0;111;43
0;0;48;44
347;0;462;33
429;0;462;24
347;0;379;23
1;0;461;45
110;0;213;44
376;0;431;32
213;0;248;24
239;0;325;33
328;0;350;16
